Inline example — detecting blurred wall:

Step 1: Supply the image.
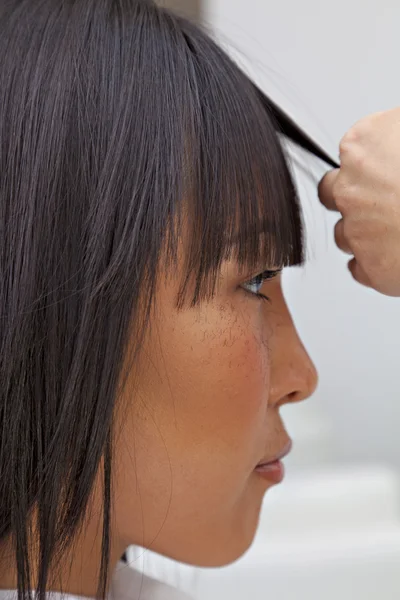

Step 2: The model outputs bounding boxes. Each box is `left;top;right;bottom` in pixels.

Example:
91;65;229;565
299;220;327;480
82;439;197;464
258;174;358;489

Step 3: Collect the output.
203;0;400;472
156;0;201;21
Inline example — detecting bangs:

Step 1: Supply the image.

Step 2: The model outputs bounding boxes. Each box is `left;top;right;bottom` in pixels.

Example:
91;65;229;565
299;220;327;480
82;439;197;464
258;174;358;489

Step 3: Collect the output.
108;4;337;313
164;18;304;307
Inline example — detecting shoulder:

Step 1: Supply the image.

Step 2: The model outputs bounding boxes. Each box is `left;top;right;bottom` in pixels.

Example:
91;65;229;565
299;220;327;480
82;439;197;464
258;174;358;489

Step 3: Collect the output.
110;560;195;600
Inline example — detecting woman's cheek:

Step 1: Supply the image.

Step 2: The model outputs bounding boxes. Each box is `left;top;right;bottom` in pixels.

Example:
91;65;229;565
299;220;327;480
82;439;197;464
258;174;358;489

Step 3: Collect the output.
176;302;271;442
221;322;270;430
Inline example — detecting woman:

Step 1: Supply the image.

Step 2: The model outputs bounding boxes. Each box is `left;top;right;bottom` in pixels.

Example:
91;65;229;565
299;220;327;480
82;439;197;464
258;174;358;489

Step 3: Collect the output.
0;1;334;598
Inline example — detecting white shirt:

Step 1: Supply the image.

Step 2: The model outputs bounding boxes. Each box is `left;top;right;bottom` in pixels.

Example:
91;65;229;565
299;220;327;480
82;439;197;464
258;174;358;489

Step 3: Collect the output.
0;560;194;600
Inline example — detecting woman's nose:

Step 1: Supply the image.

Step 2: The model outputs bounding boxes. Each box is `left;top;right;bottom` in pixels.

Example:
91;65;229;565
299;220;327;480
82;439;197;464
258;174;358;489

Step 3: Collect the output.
268;317;318;409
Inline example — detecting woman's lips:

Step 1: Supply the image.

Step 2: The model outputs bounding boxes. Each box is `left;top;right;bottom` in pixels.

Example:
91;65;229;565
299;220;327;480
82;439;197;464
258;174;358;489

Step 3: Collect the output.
254;438;292;484
255;460;285;484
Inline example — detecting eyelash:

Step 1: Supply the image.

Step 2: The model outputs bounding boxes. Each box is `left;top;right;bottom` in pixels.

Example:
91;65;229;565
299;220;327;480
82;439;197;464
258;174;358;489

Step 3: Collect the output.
241;269;281;303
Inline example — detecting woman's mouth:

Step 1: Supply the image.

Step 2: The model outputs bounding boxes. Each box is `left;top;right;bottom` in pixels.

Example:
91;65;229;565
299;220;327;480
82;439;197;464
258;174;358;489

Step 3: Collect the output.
254;439;292;484
254;459;285;484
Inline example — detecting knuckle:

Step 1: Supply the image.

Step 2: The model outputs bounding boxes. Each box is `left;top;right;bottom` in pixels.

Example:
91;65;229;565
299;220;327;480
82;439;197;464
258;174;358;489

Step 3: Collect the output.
340;122;359;145
346;219;363;244
317;171;330;197
354;114;374;137
339;134;353;156
351;148;366;171
340;115;372;155
334;218;343;240
340;136;366;170
333;176;364;214
332;181;350;212
334;218;352;253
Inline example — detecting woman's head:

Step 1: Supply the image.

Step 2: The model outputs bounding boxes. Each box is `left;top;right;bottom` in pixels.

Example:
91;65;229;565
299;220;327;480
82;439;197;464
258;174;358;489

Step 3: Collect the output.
0;0;317;597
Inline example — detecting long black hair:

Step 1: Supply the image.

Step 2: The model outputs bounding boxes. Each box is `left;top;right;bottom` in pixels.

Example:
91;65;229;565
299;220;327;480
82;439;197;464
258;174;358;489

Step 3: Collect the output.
0;1;337;598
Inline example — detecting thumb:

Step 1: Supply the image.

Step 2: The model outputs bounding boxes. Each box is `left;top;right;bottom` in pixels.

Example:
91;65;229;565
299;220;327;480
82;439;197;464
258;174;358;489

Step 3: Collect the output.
318;169;340;211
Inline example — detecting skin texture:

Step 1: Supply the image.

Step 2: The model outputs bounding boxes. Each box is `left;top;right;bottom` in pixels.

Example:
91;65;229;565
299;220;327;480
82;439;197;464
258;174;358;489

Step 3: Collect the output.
318;107;400;297
0;256;318;595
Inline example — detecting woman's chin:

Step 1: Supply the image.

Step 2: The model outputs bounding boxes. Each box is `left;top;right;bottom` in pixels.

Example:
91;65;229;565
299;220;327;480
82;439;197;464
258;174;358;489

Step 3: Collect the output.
197;493;267;566
185;511;263;568
150;518;260;569
205;536;256;567
146;481;268;568
186;529;258;568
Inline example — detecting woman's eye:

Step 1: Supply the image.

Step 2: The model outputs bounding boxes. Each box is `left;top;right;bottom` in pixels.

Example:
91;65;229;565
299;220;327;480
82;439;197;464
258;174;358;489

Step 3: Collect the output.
241;269;281;302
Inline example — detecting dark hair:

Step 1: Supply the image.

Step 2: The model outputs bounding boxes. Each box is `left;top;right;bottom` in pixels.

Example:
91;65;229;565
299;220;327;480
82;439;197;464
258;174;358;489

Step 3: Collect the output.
0;1;335;598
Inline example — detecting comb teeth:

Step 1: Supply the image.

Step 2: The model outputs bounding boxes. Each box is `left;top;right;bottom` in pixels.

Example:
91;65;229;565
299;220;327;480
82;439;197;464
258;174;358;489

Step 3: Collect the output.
252;83;339;169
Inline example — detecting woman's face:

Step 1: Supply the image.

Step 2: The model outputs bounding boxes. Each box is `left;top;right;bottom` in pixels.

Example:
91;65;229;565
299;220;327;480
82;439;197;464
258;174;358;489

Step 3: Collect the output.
114;255;318;567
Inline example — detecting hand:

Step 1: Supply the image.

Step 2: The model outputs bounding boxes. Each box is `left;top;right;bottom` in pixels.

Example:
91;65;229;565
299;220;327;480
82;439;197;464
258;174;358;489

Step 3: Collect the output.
318;108;400;297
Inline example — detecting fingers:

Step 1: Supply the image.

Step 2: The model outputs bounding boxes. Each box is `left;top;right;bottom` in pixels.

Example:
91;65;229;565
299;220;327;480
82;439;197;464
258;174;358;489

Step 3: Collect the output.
337;224;371;289
318;169;340;211
334;218;352;254
348;258;371;288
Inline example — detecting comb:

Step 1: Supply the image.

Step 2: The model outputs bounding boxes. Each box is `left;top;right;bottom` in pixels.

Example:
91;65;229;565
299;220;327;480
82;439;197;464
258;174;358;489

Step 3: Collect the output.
253;83;340;169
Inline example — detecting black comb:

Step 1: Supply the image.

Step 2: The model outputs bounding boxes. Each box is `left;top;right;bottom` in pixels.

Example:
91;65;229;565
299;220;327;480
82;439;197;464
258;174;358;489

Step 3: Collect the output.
253;83;340;169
